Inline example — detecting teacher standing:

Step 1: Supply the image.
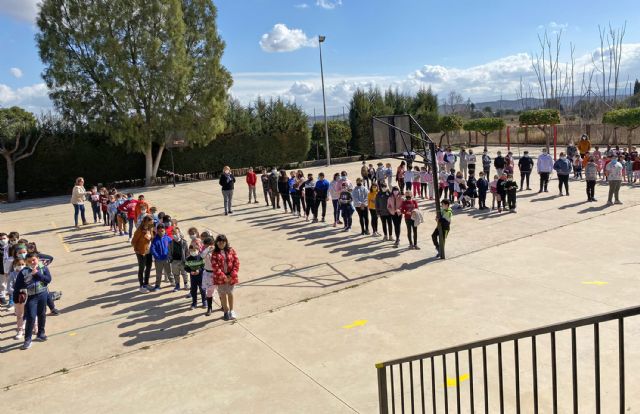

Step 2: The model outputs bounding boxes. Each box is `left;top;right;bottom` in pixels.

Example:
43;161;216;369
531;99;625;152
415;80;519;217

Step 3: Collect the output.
71;177;87;227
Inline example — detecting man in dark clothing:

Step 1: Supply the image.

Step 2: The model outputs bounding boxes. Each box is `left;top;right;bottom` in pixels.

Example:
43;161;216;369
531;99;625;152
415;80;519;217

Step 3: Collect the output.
517;151;534;190
432;200;452;258
314;173;330;222
268;168;280;209
477;171;489;210
303;174;317;221
494;151;505;177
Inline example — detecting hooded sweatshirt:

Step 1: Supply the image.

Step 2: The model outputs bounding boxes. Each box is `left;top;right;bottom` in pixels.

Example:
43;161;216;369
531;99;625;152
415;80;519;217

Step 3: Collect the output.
537;153;554;173
553;157;572;175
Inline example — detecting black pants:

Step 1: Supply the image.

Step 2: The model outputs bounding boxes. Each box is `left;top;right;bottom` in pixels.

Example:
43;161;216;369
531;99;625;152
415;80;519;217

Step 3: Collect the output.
190;273;206;306
405;218;417;246
263;188;270;205
270;190;280;208
356;207;369;233
558;175;569;194
586;180;596;200
103;209;110;226
91;203;101;222
507;192;517;210
520;172;531;189
24;291;47;342
380;215;392;237
315;198;327;220
136;253;152;287
432;227;449;252
479;191;487;208
468;164;476;176
292;193;302;214
281;193;293;212
305;197;317;218
483;167;491;179
539;172;550;191
391;214;402;240
369;209;378;233
420;183;427;198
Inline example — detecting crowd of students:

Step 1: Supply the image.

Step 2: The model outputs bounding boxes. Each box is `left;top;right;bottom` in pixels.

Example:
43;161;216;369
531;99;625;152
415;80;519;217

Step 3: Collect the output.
0;232;61;350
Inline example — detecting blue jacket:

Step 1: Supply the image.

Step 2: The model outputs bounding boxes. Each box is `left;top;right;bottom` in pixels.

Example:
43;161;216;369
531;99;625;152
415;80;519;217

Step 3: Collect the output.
315;179;330;196
150;235;172;260
13;265;52;301
553;158;572;175
477;177;489;193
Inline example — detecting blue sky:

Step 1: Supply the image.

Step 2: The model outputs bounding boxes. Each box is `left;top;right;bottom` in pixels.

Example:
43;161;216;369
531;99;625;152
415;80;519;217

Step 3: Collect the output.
1;0;640;114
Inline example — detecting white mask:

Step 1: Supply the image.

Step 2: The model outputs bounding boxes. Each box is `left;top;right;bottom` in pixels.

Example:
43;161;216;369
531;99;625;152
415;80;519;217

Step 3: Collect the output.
15;265;25;272
0;238;7;247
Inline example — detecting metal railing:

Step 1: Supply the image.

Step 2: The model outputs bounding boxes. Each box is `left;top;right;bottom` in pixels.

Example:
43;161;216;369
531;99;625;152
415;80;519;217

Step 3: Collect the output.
376;305;640;413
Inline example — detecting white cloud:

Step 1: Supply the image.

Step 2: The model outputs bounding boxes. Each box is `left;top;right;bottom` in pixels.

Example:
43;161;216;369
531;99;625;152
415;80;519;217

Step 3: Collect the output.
0;0;39;23
316;0;342;9
259;23;316;53
294;3;309;8
0;83;51;114
538;21;569;34
10;67;23;78
289;81;315;95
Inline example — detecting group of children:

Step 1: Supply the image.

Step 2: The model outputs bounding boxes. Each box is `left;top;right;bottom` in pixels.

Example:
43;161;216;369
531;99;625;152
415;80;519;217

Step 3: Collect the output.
1;231;61;347
568;144;640;183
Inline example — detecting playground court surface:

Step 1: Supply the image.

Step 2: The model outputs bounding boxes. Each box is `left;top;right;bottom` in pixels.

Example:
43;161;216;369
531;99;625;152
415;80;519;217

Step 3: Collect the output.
1;146;639;413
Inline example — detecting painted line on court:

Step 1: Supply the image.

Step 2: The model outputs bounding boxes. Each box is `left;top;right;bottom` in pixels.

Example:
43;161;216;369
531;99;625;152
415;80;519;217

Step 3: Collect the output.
342;319;367;329
51;221;71;253
447;373;470;387
582;281;609;285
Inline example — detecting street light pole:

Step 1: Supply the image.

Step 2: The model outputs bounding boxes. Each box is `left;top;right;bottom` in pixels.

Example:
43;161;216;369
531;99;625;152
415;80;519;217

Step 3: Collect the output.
319;35;330;166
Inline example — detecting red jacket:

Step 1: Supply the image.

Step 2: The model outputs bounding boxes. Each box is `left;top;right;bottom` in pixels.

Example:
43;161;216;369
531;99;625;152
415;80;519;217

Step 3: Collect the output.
118;199;138;220
246;172;257;186
211;248;240;285
400;199;419;220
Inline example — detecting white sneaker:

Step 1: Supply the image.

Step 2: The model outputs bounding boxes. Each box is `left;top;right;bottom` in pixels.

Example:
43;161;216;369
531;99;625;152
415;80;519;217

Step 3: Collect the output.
14;332;24;340
139;286;149;293
229;310;237;320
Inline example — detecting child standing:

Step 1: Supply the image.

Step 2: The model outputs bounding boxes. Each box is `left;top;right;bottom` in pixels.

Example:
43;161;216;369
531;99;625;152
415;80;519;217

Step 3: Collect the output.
169;227;189;292
187;227;203;251
99;187;109;227
438;169;448;201
89;186;101;223
185;246;206;310
150;224;173;291
465;174;478;208
489;175;498;211
633;157;640;183
412;166;421;197
8;258;26;339
260;169;270;206
585;156;598;202
447;169;456;202
625;155;634;183
246;167;258;203
573;155;583;180
504;174;518;212
477;172;489;210
201;237;218;316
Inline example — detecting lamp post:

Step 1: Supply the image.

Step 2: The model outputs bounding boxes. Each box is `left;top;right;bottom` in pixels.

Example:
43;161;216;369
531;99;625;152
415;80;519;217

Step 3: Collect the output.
319;35;330;166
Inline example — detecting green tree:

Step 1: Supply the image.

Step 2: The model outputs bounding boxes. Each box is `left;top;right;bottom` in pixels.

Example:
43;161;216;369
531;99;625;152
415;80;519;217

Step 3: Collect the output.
603;108;640;150
384;88;412;115
311;120;351;159
463;118;506;151
349;88;388;155
437;115;464;147
411;87;439;132
0;107;44;202
519;109;561;151
634;79;640;96
37;0;232;185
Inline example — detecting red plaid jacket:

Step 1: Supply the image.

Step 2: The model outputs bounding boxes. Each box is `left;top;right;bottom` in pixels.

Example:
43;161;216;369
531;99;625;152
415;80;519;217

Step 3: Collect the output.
211;248;239;285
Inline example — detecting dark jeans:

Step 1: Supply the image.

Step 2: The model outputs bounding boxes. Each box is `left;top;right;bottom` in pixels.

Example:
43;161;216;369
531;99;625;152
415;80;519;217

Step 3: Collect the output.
479;191;487;209
341;205;354;228
369;209;378;233
292;193;302;214
520;172;531;189
190;273;206;306
405;181;412;191
91;203;101;222
332;199;341;223
405;218;417;246
315;198;327;220
269;190;280;208
539;172;550;191
136;253;152;287
73;203;86;226
102;209;110;226
25;291;47;342
128;218;135;238
263;188;270;205
558;175;569;194
356;207;369;233
305;197;317;218
586;180;596;200
281;193;293;212
507;192;517;210
432;226;449;252
380;215;392;237
391;214;402;240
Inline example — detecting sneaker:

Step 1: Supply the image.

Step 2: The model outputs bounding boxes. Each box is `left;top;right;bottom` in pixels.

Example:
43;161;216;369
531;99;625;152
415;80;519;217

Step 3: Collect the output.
365;230;370;235
172;286;180;292
190;305;196;310
615;201;623;205
321;218;326;222
14;332;24;340
50;308;60;316
205;309;212;316
128;238;132;243
415;245;421;250
228;210;233;214
138;286;148;293
36;334;48;342
337;220;343;225
393;240;399;248
229;310;237;320
342;227;349;232
592;198;598;202
150;285;160;292
223;312;230;321
333;222;337;227
21;340;32;350
607;201;614;206
312;218;318;223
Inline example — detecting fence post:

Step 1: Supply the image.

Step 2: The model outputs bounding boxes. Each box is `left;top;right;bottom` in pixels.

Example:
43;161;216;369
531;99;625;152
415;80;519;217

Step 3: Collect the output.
507;126;511;152
377;363;389;414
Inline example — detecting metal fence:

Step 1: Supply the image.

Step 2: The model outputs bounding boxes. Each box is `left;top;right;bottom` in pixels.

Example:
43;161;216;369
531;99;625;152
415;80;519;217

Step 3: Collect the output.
376;305;640;413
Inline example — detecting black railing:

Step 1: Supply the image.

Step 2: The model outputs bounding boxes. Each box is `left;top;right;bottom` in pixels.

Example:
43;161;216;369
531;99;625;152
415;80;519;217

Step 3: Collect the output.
376;305;640;413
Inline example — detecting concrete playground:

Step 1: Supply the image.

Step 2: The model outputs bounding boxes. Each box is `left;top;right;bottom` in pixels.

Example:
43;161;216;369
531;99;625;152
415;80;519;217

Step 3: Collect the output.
1;146;639;413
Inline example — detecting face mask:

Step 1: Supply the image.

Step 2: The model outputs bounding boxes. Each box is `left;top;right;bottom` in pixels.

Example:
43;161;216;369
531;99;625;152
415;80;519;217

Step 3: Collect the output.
18;253;27;259
9;240;17;246
173;234;181;241
128;197;133;200
406;196;412;200
189;250;198;256
0;238;7;247
393;190;399;195
189;234;197;240
15;265;25;272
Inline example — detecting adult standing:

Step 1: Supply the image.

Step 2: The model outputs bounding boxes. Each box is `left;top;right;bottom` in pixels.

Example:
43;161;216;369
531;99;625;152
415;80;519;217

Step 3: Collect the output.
396;161;406;190
219;166;235;215
329;173;342;226
494;151;505;177
278;170;293;213
467;149;477;177
459;146;468;179
387;186;404;248
605;156;624;205
131;216;154;293
375;183;393;241
567;140;578;160
353;178;369;235
211;234;239;321
314;173;330;222
537;148;554;193
577;134;591;158
14;253;52;350
71;177;87;228
482;150;492;178
518;150;534;190
553;152;572;196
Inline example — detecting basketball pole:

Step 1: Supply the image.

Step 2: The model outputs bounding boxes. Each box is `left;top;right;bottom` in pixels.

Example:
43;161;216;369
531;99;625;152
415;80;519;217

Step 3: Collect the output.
319;35;330;167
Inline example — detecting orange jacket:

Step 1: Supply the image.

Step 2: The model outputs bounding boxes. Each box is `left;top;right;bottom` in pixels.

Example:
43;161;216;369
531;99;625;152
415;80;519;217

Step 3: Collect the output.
134;201;150;219
131;227;153;255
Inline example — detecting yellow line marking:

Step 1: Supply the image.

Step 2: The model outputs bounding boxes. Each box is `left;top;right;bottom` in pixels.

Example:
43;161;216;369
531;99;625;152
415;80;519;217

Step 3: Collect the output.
582;281;608;286
342;319;367;329
51;221;71;253
447;374;470;387
68;332;77;336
